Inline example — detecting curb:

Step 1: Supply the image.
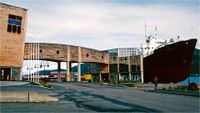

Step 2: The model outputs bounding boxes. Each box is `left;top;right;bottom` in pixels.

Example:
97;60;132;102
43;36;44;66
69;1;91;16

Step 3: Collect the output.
148;89;200;97
0;91;59;102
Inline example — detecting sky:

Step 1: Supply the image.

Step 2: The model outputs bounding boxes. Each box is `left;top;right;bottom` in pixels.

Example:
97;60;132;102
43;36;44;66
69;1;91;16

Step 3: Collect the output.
2;0;200;74
2;0;200;50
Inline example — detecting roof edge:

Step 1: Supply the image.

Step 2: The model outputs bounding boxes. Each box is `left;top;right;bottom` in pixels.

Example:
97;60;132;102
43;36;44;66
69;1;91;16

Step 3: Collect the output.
0;2;28;11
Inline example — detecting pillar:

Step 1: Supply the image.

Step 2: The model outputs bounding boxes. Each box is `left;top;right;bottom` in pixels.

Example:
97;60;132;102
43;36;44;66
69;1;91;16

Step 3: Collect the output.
11;68;13;80
116;57;120;84
99;64;102;82
140;54;144;83
108;64;111;82
67;45;71;81
78;62;81;82
31;72;33;82
108;53;111;82
128;56;132;81
58;62;61;82
99;73;102;83
118;73;121;82
78;47;81;82
66;61;70;81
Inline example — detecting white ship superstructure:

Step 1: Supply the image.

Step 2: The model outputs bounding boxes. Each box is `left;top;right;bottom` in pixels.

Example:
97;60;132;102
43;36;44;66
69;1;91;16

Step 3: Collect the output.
141;35;180;57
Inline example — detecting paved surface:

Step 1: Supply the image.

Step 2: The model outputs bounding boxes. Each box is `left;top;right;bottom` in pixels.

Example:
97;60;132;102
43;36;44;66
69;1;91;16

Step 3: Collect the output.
52;83;200;112
150;89;200;97
0;81;29;86
1;82;199;112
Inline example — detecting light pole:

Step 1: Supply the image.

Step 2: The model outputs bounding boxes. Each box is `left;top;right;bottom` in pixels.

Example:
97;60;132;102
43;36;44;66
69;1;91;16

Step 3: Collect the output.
26;66;33;81
33;64;40;83
27;32;40;83
40;61;49;78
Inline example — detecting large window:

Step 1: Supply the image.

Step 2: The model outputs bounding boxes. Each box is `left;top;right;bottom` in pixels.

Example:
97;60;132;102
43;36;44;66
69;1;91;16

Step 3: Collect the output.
7;14;22;34
118;48;138;57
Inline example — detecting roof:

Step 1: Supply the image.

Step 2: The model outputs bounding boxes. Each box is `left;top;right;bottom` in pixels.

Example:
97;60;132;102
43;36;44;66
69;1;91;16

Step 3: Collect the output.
0;2;28;11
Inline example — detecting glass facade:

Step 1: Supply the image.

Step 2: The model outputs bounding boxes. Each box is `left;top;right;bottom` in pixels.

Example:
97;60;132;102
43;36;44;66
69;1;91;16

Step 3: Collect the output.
108;48;139;57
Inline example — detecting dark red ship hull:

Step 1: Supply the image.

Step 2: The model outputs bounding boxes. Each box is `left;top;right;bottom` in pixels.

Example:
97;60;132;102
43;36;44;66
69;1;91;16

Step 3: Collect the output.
143;39;197;83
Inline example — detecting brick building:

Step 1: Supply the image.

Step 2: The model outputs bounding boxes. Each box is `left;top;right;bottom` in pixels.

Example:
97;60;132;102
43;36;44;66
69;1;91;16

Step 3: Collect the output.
0;3;28;80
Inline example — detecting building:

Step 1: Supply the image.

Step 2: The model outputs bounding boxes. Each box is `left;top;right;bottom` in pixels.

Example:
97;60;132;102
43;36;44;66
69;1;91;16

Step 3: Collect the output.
0;3;28;80
108;48;141;83
108;48;140;57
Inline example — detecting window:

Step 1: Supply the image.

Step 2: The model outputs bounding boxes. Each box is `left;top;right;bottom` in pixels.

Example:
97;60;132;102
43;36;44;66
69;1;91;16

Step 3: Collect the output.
86;53;89;57
39;49;43;53
17;26;21;33
56;50;60;55
102;56;104;59
7;24;12;32
13;25;16;32
7;14;22;34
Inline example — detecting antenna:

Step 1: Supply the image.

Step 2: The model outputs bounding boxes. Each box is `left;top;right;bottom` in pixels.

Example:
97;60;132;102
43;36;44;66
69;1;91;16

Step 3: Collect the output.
145;21;147;38
155;25;158;36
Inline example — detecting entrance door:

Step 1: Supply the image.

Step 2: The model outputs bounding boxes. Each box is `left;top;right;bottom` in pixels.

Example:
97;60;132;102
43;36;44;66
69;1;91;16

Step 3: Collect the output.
0;68;11;81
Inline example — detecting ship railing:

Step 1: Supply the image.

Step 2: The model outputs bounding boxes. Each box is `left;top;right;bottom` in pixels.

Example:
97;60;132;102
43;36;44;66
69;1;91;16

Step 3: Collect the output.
155;42;167;50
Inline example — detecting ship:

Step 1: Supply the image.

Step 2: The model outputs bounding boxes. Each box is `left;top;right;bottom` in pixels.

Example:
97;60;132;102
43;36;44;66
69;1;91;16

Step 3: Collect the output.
141;35;197;83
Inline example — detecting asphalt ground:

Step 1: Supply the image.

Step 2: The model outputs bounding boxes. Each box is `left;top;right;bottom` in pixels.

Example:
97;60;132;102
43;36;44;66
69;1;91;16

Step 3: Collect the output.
52;82;199;112
0;82;199;112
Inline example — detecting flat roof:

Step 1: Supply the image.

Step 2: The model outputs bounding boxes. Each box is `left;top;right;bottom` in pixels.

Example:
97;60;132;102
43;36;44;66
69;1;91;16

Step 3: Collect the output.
0;2;28;11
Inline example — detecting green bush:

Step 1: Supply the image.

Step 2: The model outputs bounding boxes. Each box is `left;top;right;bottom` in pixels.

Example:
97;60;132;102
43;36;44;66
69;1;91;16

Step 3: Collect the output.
175;86;187;90
187;82;198;91
39;78;51;88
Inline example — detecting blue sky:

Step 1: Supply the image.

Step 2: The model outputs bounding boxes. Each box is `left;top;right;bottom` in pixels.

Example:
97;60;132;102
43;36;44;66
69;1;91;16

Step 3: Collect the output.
1;0;199;73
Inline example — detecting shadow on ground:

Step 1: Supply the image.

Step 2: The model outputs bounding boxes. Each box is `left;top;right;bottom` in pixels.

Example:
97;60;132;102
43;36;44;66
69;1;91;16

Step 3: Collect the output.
54;85;159;112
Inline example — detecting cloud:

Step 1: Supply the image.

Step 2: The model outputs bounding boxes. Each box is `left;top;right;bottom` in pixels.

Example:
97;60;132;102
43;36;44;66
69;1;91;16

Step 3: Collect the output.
21;1;199;49
3;0;199;49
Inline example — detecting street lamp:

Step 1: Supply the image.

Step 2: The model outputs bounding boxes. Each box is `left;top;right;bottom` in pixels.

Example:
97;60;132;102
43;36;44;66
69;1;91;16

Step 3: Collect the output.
26;66;33;81
40;61;49;78
34;64;40;83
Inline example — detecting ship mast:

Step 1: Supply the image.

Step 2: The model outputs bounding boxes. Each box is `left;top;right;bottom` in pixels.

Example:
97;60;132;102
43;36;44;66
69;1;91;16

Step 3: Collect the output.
145;21;147;38
145;21;150;56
